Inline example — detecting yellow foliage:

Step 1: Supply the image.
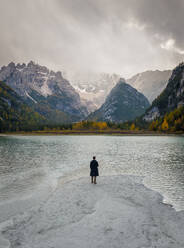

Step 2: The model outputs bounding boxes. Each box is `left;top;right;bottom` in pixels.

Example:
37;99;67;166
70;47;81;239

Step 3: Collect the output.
149;119;159;131
73;122;83;130
92;122;107;130
161;118;169;131
73;121;108;130
130;123;135;130
98;122;108;130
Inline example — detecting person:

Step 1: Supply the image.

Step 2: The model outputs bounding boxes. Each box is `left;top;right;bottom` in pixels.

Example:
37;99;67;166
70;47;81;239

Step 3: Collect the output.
90;156;99;184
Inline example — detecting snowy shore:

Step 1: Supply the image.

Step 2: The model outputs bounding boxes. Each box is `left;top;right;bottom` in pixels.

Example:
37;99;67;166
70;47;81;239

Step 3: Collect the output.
1;175;184;248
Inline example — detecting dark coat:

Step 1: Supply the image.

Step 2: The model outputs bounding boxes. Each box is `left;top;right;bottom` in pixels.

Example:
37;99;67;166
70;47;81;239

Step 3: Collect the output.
90;159;99;176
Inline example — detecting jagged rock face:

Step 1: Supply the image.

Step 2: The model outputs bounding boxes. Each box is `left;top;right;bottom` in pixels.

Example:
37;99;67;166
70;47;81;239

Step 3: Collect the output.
88;79;150;122
0;62;88;119
127;70;172;103
66;72;121;112
68;69;171;112
143;63;184;122
143;107;160;122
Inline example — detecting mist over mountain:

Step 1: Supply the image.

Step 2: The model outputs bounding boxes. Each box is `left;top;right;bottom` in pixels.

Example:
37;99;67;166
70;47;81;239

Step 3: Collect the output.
127;70;172;103
88;78;150;123
0;61;88;122
66;69;172;114
65;72;121;112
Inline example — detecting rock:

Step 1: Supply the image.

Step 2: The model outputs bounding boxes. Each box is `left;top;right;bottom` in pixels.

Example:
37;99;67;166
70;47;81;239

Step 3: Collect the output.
0;61;88;120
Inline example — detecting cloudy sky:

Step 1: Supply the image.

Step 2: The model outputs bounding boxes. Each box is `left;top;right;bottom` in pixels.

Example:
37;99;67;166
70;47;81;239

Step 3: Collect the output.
0;0;184;78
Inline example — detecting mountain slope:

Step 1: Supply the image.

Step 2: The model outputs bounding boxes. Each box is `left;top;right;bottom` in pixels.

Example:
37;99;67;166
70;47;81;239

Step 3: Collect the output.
127;70;172;103
88;78;150;122
0;62;88;121
0;81;45;131
143;63;184;122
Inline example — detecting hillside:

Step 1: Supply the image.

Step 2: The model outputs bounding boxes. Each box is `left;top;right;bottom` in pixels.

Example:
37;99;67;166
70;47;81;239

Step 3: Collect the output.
143;63;184;122
0;81;45;131
148;106;184;132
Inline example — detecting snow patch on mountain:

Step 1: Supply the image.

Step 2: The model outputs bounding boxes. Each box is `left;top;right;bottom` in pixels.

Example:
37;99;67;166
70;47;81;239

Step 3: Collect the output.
0;61;88;118
40;77;52;97
65;71;121;112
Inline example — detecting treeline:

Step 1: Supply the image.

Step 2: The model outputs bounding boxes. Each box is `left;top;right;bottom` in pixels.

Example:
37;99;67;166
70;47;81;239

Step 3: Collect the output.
72;121;142;131
71;106;184;133
115;106;184;132
1;110;184;133
149;106;184;132
73;121;108;130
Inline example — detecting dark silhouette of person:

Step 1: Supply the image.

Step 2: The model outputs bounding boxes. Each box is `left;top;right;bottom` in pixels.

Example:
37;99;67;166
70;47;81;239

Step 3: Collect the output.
90;156;99;184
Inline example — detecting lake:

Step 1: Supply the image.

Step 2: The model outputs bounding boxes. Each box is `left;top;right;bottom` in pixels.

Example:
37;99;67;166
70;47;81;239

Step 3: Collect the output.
0;135;184;213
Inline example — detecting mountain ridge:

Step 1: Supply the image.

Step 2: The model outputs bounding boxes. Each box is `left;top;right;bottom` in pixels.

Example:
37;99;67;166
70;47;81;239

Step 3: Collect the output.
88;78;150;123
0;61;88;121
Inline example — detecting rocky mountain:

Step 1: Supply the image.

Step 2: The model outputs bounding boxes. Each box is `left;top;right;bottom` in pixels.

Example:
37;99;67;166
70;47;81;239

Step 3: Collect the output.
65;72;121;112
66;69;171;112
88;78;150;123
0;61;88;121
143;63;184;122
127;70;172;103
0;81;45;131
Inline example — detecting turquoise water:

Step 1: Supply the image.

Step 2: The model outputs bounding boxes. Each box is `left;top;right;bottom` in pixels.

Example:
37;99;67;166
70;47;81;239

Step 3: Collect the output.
0;135;184;210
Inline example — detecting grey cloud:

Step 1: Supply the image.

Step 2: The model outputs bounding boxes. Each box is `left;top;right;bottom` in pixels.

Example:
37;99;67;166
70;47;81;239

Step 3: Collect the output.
130;0;184;50
0;0;183;78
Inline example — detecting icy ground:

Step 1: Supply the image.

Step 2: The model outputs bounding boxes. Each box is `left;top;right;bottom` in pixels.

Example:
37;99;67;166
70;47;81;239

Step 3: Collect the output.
1;176;184;248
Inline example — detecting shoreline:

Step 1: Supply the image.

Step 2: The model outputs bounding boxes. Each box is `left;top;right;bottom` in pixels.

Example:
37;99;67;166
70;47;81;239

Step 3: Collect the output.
0;130;184;136
1;175;184;248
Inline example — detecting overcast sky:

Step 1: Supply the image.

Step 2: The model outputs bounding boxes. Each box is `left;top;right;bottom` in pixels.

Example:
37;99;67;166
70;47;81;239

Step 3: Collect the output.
0;0;184;78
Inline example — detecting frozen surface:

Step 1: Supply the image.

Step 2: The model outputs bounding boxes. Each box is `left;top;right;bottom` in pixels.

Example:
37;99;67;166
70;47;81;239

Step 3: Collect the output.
1;175;184;248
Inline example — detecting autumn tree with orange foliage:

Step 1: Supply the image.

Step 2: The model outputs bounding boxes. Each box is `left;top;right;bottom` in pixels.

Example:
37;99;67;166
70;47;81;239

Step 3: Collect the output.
161;118;169;131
